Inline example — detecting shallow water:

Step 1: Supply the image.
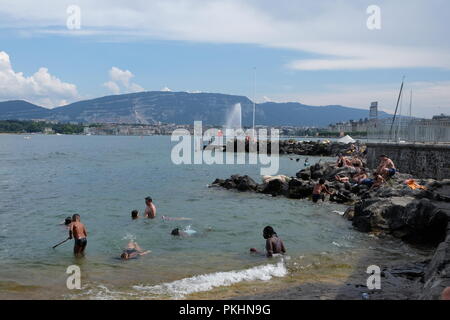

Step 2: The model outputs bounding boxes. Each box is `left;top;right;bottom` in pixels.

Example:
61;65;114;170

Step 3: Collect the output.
0;134;430;299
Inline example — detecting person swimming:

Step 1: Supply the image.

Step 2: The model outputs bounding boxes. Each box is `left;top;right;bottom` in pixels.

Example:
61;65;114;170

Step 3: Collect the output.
120;241;150;260
304;157;310;166
171;226;197;237
131;210;139;220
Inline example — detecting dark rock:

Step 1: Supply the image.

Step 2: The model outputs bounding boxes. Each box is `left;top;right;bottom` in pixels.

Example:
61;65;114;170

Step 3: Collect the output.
236;175;258;192
287;178;314;199
297;170;310;181
211;178;225;186
223;179;237;190
421;234;450;300
352;197;449;245
262;179;289;196
344;206;355;221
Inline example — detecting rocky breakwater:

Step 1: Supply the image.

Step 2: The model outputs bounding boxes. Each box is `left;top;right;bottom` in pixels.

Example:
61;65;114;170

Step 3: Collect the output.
211;161;450;299
348;179;450;299
220;138;364;157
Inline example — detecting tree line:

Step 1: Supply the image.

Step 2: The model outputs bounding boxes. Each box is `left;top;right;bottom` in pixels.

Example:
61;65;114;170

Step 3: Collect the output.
0;120;84;134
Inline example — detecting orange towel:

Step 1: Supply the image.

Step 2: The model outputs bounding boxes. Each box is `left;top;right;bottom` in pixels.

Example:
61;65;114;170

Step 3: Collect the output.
405;179;427;190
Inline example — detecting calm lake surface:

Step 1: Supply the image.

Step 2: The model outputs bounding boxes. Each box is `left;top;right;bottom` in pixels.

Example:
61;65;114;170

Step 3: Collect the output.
0;134;429;299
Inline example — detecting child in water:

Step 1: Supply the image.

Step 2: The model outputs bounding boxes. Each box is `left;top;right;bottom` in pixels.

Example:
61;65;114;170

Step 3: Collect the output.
312;178;333;203
131;210;139;220
250;226;286;258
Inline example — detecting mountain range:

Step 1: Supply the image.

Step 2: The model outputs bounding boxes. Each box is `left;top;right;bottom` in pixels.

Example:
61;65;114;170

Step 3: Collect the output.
0;91;390;127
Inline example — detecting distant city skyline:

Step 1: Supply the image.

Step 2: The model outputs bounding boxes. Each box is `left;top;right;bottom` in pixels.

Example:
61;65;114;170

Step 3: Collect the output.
1;0;449;118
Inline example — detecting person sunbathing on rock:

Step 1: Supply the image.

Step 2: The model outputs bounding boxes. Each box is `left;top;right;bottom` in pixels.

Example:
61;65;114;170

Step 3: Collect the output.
335;175;350;183
336;154;353;168
353;168;369;184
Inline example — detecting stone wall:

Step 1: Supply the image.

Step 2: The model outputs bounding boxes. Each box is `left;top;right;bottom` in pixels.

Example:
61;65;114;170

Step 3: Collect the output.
366;143;450;180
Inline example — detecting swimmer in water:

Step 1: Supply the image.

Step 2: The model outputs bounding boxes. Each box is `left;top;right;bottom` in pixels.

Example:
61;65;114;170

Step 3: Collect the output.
120;241;150;260
171;227;197;237
60;216;72;228
171;228;188;237
250;226;286;258
131;210;139;220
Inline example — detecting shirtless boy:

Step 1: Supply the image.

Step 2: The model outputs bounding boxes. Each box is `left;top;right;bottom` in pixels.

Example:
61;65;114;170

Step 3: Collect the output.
69;214;87;256
144;196;156;219
376;154;396;179
312;178;333;203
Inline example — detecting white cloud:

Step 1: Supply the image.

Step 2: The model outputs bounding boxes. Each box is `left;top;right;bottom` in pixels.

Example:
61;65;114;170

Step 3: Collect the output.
1;0;450;70
0;51;78;107
103;80;120;94
103;66;144;94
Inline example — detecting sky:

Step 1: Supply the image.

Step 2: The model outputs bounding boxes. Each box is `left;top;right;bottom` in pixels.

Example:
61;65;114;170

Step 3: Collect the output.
0;0;449;118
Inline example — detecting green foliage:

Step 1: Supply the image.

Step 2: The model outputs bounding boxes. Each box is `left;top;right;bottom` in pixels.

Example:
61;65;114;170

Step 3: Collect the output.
0;120;84;134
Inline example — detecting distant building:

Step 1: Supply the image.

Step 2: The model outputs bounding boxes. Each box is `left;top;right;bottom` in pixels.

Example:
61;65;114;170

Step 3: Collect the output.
432;114;450;121
327;118;369;134
369;102;378;120
43;127;54;134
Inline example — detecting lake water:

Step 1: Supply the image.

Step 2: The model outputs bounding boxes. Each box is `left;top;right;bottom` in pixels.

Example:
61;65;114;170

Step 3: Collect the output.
0;134;429;299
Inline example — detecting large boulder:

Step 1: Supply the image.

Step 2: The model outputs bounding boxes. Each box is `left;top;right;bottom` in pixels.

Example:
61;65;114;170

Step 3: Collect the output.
353;197;448;244
421;232;450;300
288;178;314;199
262;178;289;196
236;175;258;192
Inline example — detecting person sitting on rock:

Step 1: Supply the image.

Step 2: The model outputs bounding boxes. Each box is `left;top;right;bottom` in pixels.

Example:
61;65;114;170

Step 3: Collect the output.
312;178;333;203
376;154;396;180
351;157;364;169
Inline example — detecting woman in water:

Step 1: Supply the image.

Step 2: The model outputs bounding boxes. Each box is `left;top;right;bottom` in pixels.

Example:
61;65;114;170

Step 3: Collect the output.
250;226;286;258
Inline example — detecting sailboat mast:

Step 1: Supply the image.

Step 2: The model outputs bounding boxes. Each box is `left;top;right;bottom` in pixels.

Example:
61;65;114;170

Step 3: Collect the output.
389;76;405;142
409;89;413;118
252;67;256;133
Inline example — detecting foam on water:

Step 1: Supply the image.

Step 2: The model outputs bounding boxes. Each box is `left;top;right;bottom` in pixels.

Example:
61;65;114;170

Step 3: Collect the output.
133;259;288;298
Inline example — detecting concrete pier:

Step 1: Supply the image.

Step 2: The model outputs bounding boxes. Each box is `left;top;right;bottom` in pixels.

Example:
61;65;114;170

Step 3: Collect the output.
366;143;450;180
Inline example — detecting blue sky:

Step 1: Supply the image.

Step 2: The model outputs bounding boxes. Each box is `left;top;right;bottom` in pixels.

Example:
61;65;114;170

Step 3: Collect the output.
1;0;449;118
